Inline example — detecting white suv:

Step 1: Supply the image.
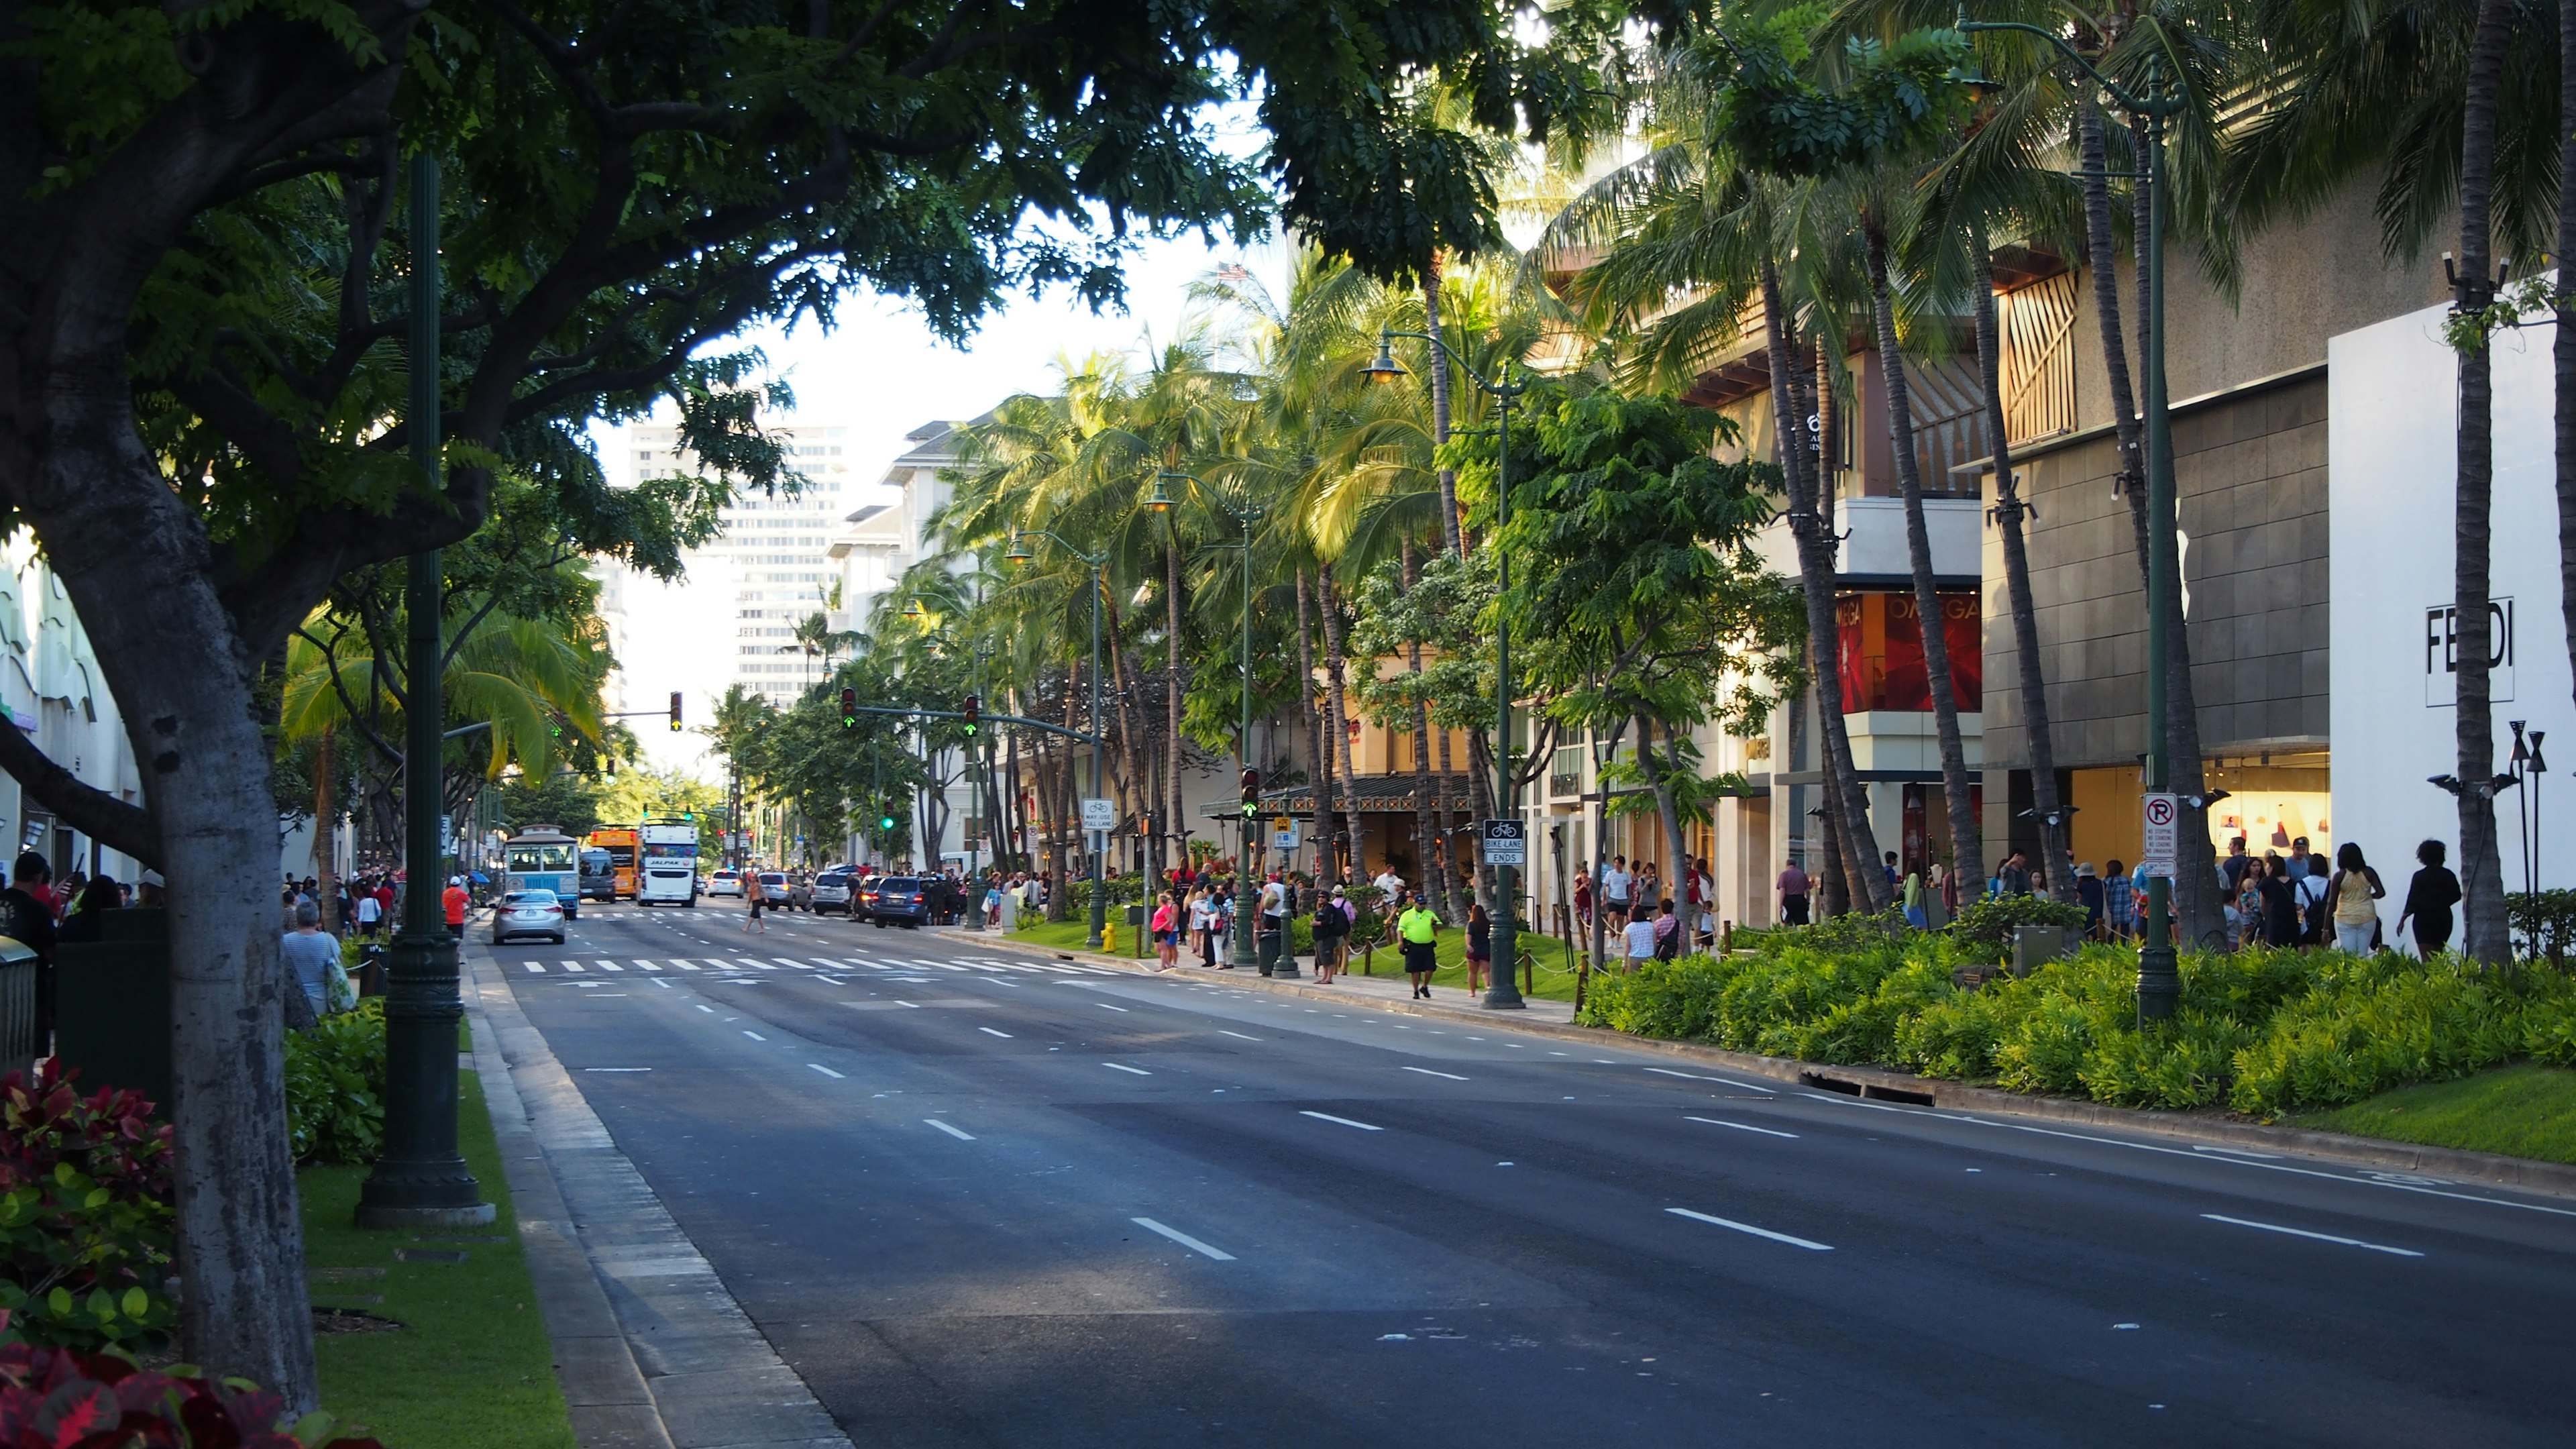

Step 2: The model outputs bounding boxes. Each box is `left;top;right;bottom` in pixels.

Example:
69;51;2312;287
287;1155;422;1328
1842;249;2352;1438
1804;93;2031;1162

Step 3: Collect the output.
708;869;744;898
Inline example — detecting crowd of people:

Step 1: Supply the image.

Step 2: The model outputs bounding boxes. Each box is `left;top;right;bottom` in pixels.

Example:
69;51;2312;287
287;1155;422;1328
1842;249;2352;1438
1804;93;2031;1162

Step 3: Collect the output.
1564;854;1723;972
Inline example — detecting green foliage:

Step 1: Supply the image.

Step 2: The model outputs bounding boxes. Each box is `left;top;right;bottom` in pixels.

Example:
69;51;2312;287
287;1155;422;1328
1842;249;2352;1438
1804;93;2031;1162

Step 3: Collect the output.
1945;894;2093;963
1582;936;2576;1121
2504;888;2576;963
1704;11;1971;178
0;1066;176;1350
286;1000;387;1166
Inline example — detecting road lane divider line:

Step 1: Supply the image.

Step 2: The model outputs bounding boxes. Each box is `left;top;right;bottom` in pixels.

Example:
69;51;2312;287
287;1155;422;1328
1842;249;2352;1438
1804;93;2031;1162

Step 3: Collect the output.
979;1027;1013;1038
1687;1116;1799;1139
1102;1062;1152;1075
924;1119;975;1140
584;1067;651;1073
896;1000;920;1009
806;1064;845;1079
695;1005;714;1014
1218;1030;1260;1041
651;979;673;990
1300;1111;1383;1132
742;1030;767;1042
1131;1217;1234;1260
1644;1066;1777;1093
2200;1213;2423;1257
1666;1207;1833;1250
1097;1003;1130;1012
1401;1067;1469;1081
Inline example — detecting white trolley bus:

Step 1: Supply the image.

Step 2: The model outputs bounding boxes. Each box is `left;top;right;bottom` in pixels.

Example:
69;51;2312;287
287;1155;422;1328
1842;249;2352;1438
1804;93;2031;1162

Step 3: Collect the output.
637;816;700;906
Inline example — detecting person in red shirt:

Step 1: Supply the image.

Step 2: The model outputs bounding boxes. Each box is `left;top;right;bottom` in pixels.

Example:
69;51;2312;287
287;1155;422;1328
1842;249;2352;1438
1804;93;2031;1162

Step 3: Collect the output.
441;877;470;938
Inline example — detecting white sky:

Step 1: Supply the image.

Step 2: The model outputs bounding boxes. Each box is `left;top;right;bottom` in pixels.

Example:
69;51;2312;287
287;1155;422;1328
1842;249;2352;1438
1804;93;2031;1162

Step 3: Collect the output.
611;229;1293;779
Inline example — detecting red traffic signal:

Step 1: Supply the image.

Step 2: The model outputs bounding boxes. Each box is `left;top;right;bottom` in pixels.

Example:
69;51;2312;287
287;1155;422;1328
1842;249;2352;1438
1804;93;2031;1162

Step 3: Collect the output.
840;686;858;729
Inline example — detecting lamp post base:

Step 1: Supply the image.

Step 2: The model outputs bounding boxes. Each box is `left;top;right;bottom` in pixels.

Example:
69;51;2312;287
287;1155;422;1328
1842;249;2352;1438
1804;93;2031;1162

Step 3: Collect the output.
2136;943;2180;1024
357;926;490;1227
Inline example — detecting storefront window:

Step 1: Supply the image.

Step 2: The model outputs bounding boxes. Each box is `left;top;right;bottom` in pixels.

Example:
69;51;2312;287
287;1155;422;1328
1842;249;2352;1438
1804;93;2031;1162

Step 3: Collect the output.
1837;591;1982;713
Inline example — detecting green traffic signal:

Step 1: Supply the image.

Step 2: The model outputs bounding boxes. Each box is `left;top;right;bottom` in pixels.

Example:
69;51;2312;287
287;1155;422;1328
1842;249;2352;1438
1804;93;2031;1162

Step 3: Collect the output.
879;815;895;830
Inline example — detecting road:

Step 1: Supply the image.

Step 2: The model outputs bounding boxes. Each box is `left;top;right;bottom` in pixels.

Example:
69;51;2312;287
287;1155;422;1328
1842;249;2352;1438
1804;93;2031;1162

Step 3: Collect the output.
480;898;2576;1447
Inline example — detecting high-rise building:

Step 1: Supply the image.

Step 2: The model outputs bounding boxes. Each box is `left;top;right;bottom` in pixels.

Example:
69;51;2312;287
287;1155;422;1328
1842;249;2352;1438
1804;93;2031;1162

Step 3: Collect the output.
620;419;856;708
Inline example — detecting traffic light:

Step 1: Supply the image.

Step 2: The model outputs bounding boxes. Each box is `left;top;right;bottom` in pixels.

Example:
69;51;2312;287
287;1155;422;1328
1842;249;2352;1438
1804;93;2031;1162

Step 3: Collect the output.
668;691;682;731
879;812;896;831
962;694;979;735
1239;767;1260;818
840;686;858;729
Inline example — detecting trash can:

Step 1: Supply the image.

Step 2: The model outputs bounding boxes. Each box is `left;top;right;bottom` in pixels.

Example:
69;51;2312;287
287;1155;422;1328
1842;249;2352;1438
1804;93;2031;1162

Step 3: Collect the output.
53;907;170;1114
0;934;37;1083
2010;923;2074;977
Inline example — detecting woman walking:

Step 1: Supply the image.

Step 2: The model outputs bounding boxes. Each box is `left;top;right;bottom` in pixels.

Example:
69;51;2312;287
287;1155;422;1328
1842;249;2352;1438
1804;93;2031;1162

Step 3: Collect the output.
1622;904;1657;972
2257;853;2302;948
2326;843;2387;955
2396;840;2462;957
744;880;767;934
1150;891;1180;971
1464;902;1491;994
1924;860;1951;931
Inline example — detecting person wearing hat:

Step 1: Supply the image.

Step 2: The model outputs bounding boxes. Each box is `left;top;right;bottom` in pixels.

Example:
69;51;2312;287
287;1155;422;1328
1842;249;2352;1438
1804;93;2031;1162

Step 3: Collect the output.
135;869;164;908
441;875;470;938
1310;885;1351;983
2075;862;2105;940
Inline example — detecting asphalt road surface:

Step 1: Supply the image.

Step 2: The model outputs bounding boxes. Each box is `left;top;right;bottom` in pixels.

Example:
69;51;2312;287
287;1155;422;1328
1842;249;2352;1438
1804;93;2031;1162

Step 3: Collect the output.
482;898;2576;1447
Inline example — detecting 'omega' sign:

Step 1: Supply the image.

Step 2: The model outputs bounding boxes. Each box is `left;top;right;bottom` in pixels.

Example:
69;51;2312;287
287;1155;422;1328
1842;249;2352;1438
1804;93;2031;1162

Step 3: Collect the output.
2426;597;2514;706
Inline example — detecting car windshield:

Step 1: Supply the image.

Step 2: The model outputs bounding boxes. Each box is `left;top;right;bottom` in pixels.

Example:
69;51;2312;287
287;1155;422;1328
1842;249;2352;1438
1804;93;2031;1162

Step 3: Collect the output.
759;873;786;884
506;890;557;905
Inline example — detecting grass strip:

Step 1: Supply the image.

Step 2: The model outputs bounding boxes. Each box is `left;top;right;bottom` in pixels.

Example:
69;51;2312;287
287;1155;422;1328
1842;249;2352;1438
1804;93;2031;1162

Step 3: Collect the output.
1009;916;1591;1002
2296;1063;2576;1167
300;1071;578;1449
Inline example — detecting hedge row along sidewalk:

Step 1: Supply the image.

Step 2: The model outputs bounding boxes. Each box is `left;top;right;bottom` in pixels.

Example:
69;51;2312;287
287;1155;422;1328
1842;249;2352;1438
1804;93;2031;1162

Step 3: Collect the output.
971;917;2576;1200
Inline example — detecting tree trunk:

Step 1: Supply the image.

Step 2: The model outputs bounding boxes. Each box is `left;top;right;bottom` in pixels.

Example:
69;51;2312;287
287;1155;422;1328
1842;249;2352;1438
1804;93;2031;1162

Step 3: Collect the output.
1295;570;1337;883
2455;0;2517;963
1762;273;1888;910
311;728;338;934
1425;264;1464;558
1166;539;1185;889
1636;715;1688;900
1588;718;1621;965
1868;226;1980;879
2078;101;2152;580
1973;243;2079;904
1815;685;1851;918
1319;566;1367;879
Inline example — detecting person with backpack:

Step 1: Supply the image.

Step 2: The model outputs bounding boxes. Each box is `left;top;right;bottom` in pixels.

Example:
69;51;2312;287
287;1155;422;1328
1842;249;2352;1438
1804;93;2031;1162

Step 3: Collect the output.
1652;898;1682;961
1311;889;1350;983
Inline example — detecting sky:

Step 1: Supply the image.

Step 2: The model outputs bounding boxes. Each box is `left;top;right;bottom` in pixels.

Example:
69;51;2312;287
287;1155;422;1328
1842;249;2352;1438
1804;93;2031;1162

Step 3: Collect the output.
612;229;1293;779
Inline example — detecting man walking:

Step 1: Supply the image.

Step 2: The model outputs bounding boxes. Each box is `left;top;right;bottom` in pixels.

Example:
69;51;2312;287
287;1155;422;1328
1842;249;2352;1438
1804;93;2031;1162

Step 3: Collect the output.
1775;859;1810;926
1397;890;1442;999
1603;854;1632;924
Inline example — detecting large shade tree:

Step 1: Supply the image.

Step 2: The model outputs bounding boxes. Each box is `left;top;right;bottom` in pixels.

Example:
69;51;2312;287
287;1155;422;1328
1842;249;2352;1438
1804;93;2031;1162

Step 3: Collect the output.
0;0;1658;1400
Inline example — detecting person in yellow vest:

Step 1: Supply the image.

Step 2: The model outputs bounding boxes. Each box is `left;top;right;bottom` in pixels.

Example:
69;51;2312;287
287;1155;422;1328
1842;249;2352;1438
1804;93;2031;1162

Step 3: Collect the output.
1396;890;1442;999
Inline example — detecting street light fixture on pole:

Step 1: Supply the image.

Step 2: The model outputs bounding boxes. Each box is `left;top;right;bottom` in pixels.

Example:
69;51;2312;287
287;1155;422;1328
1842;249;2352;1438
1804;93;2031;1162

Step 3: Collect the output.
1005;527;1110;951
1956;10;2184;1025
1156;470;1281;975
1364;328;1526;1010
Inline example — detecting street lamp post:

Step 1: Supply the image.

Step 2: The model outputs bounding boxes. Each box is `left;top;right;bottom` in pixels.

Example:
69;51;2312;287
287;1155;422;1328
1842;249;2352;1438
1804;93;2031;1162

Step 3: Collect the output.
1006;528;1110;950
1365;329;1525;1010
1957;11;2184;1024
1155;472;1282;975
357;151;492;1228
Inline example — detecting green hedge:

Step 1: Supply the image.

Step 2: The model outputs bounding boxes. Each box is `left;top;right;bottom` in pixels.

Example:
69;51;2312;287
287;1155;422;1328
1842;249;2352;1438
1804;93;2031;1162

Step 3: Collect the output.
1578;928;2576;1118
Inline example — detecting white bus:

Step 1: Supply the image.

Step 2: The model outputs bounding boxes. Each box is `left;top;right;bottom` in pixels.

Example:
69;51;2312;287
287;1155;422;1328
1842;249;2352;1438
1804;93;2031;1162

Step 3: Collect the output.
637;818;700;906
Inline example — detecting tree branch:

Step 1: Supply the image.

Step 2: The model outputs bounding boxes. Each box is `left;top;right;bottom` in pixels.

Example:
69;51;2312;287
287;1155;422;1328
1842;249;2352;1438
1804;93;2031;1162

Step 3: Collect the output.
0;719;157;866
299;622;404;769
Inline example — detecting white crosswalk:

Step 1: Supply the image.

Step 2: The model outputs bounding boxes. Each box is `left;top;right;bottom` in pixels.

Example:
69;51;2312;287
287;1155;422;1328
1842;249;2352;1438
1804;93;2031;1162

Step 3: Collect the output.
516;952;1120;978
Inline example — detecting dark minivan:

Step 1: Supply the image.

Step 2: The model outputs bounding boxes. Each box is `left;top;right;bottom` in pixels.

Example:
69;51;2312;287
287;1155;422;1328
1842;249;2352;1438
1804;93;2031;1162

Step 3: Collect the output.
866;875;928;928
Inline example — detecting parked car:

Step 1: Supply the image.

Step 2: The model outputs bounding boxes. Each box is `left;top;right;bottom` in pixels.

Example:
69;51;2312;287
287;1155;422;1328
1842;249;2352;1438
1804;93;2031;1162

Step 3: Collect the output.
492;889;567;945
810;868;856;916
757;871;792;908
864;875;928;928
708;869;744;898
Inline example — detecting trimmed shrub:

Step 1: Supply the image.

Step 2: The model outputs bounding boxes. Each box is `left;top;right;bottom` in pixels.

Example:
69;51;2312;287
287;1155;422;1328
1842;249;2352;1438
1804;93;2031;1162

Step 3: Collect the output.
0;1311;384;1446
1945;894;2093;963
285;999;386;1165
0;1066;175;1350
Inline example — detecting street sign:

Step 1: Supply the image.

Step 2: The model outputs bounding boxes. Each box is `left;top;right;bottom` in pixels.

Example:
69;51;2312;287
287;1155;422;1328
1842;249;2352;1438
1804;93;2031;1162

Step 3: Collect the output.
2141;792;2179;876
1481;818;1527;867
1080;797;1116;832
1272;818;1301;850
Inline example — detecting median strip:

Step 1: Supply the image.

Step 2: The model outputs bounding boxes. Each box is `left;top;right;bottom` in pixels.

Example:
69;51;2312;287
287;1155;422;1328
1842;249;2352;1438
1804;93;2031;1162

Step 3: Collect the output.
1666;1206;1833;1251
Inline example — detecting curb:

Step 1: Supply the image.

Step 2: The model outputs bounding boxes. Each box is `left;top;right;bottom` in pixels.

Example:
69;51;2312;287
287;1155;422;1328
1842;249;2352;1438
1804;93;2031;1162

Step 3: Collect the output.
971;930;2576;1203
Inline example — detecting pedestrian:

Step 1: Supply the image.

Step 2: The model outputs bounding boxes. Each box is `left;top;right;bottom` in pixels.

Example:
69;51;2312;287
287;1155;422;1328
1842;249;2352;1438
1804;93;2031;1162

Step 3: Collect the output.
2396;839;2462;957
744;877;767;933
354;881;381;938
55;875;121;944
1882;851;1901;896
1999;850;2032;896
2257;854;2302;948
1213;889;1236;968
1690;856;1717;947
1775;859;1810;926
1652;898;1682;961
1397;890;1441;998
1572;871;1594;933
1925;859;1953;930
2102;859;2135;942
1150;891;1179;971
1902;863;1928;929
1257;871;1288;974
2075;863;2104;939
1621;903;1656;971
1313;888;1350;983
2287;836;2316;881
135;869;164;909
441;875;469;939
281;899;339;1024
2233;856;2266;949
1635;861;1661;915
2220;836;2253;894
1462;901;1491;994
2326;843;2386;954
1603;854;1632;923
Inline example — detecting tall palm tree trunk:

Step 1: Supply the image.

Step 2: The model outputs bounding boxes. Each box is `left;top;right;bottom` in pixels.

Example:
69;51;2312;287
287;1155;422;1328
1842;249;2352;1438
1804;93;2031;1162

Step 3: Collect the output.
311;727;337;934
1974;244;2078;903
1296;570;1338;883
2455;0;2516;963
1868;227;1980;879
1319;565;1367;880
1400;540;1446;912
1425;264;1464;558
1763;270;1889;910
1167;539;1186;891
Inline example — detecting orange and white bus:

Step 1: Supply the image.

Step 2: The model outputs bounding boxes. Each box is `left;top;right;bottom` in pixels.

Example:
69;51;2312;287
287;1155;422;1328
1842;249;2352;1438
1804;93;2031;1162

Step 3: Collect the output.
583;826;639;899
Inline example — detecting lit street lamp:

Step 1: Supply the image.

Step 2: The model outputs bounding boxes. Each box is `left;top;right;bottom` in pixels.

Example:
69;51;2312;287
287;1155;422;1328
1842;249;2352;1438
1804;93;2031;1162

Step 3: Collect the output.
1365;329;1526;1010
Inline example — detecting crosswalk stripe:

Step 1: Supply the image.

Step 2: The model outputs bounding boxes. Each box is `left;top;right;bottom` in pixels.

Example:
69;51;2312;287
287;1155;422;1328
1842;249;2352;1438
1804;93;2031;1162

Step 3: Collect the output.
564;963;587;973
963;962;1005;972
637;961;663;972
773;959;813;970
672;960;702;971
598;961;624;972
523;962;545;973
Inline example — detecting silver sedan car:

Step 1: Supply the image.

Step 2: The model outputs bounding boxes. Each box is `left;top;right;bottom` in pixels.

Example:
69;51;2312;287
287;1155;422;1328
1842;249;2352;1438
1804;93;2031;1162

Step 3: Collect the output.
492;888;568;945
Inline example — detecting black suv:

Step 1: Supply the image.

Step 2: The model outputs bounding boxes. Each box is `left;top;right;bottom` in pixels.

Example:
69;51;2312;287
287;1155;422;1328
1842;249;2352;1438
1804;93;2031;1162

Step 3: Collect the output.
865;875;928;928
